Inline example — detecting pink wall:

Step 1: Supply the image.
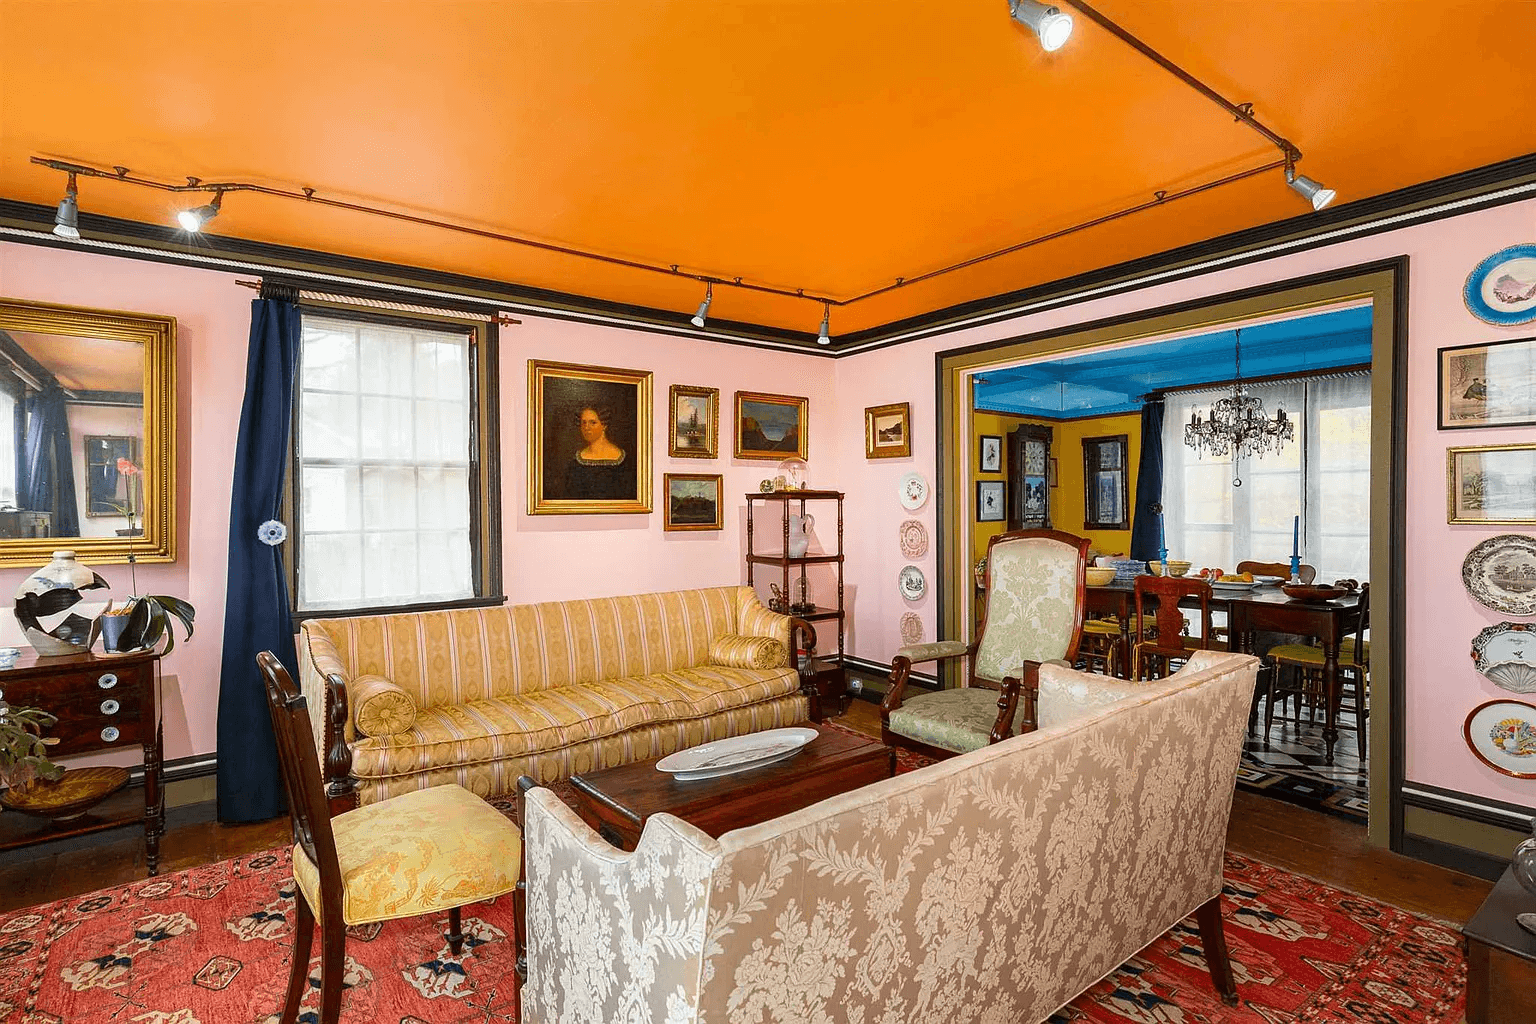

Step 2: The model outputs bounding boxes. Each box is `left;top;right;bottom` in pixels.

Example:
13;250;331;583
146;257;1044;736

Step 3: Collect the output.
834;197;1536;810
0;240;831;765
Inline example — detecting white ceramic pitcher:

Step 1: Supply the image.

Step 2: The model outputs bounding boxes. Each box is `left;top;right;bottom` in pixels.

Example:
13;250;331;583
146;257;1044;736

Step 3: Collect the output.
788;513;815;558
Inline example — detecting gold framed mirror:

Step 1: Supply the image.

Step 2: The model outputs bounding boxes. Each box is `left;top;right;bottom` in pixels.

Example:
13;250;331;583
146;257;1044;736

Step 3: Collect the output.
0;298;175;566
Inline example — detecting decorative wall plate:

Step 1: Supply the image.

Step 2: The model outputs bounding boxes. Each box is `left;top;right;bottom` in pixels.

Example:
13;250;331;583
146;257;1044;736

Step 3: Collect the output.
1462;534;1536;615
1463;698;1536;778
1471;622;1536;693
898;472;929;511
1465;244;1536;326
898;519;928;559
899;611;924;646
898;564;926;601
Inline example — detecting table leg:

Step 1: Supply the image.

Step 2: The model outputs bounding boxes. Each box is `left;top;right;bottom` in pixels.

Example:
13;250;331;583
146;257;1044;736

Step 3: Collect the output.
144;720;164;876
1322;638;1341;766
1116;614;1131;680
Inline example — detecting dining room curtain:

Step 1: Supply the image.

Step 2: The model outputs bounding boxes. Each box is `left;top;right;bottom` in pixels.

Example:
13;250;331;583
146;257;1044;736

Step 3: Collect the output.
1161;374;1371;582
1128;396;1164;561
216;288;302;823
20;384;79;536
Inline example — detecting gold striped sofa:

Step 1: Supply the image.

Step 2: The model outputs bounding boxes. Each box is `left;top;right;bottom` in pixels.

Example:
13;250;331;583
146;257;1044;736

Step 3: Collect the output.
298;586;816;808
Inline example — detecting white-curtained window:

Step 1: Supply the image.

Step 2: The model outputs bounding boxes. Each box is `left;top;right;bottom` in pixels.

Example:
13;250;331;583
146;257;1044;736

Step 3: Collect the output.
1161;373;1371;584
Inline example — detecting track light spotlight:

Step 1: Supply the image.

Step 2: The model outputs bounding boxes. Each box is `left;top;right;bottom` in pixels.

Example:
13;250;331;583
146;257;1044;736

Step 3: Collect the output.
689;282;713;328
176;191;223;232
1285;165;1336;211
52;173;80;239
816;304;831;346
1009;0;1074;52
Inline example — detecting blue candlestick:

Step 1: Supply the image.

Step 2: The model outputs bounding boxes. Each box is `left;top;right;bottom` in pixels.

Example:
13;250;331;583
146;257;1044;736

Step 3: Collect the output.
1158;512;1168;566
1292;515;1299;559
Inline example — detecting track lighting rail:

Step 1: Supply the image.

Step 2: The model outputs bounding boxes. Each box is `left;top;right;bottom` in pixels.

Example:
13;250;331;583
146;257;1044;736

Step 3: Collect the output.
27;1;1335;339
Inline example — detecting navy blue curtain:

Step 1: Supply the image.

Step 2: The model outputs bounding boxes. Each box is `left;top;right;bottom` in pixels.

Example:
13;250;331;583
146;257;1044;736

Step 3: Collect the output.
20;385;79;535
216;294;301;823
1129;397;1165;561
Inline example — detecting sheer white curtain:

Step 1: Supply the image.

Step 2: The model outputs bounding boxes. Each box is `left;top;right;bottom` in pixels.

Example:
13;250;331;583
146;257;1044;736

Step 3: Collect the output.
1162;374;1371;583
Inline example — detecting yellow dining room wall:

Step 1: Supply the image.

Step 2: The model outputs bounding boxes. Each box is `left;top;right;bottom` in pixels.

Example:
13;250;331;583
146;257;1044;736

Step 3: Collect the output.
971;409;1143;567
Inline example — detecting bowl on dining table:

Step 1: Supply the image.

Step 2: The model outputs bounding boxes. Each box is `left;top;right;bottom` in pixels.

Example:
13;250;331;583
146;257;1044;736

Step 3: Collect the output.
1281;583;1348;603
1085;566;1117;587
1164;560;1192;577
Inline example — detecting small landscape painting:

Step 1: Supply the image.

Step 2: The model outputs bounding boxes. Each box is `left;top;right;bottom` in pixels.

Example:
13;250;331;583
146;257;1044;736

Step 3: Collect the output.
864;402;911;459
1448;444;1536;524
669;384;719;459
1439;336;1536;429
735;391;808;460
663;473;723;531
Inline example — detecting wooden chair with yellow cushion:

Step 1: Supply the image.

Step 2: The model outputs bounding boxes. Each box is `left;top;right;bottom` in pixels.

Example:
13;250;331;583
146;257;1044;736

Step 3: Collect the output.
1264;583;1370;758
1079;617;1121;676
258;651;523;1024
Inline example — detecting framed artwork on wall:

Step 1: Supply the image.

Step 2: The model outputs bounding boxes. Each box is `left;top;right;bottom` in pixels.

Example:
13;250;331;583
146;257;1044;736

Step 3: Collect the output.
1082;435;1129;530
864;402;911;459
976;480;1006;523
978;435;1002;473
84;435;141;521
735;391;808;460
663;473;723;531
1448;443;1536;524
668;384;719;459
1049;456;1058;488
1438;336;1536;429
528;359;652;514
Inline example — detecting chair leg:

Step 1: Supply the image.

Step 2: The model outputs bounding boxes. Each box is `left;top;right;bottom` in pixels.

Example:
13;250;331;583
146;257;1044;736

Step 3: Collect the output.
318;913;347;1024
446;905;464;956
280;890;315;1024
1194;894;1240;1006
1262;667;1276;750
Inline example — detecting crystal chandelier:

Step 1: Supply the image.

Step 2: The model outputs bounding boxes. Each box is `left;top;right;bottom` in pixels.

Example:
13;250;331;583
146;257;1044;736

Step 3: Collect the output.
1183;329;1294;480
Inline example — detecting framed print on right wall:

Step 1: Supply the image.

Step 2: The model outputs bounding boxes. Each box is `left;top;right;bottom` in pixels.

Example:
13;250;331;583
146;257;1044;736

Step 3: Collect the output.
1439;336;1536;429
1448;443;1536;524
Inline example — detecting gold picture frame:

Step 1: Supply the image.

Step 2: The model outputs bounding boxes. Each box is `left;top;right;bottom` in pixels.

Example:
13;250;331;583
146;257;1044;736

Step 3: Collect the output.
663;473;723;531
528;360;652;514
864;402;911;459
1447;443;1536;524
734;390;808;461
0;298;176;566
668;384;719;459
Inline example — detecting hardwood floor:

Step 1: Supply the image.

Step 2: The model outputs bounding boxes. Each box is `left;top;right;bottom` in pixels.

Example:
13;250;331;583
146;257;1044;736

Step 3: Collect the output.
0;700;1493;927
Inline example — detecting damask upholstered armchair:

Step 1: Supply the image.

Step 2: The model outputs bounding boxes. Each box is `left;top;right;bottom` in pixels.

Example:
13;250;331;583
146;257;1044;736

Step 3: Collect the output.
881;528;1090;758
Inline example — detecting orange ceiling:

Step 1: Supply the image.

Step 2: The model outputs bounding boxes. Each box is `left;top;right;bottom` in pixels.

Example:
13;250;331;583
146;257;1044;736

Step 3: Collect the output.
3;0;1535;335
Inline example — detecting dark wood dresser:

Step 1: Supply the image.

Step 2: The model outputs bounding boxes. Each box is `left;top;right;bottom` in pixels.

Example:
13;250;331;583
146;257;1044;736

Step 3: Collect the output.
0;648;164;874
1463;864;1536;1024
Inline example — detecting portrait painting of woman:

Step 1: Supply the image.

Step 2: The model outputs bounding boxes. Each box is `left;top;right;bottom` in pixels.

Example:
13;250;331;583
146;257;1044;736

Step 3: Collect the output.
528;360;652;514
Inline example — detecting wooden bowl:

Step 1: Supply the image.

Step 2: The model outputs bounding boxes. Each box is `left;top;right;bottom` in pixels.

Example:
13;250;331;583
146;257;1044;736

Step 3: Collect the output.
0;766;130;822
1281;584;1348;603
1085;566;1117;587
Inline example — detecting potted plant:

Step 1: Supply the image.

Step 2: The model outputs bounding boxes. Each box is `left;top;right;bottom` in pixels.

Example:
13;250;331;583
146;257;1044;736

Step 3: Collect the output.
99;458;196;654
0;703;63;793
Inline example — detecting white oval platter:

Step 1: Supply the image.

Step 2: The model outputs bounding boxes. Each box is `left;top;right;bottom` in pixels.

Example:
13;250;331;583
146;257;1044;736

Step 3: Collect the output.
1471;621;1536;693
1462;534;1536;616
656;727;819;781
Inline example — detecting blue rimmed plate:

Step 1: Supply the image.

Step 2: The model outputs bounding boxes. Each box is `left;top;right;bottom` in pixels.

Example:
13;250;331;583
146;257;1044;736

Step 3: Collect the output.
1465;244;1536;326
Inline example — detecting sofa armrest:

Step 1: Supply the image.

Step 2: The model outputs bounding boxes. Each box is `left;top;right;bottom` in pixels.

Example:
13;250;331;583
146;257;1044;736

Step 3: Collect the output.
994;662;1041;743
298;626;359;814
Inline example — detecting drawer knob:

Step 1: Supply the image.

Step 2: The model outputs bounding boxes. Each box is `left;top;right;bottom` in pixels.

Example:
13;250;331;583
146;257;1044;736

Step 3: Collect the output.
101;699;120;715
100;726;120;743
98;673;118;689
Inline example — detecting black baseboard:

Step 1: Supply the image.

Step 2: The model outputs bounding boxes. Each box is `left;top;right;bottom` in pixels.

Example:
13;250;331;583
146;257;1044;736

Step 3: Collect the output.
1399;834;1510;883
842;655;939;690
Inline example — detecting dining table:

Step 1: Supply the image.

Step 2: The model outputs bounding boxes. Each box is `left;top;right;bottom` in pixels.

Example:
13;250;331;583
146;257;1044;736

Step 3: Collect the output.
1086;579;1364;764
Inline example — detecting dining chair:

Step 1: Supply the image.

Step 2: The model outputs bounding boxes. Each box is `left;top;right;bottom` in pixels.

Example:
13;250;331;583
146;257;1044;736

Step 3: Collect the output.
1264;584;1370;758
881;529;1090;758
1236;559;1317;584
257;651;523;1024
1132;575;1219;681
1078;618;1121;676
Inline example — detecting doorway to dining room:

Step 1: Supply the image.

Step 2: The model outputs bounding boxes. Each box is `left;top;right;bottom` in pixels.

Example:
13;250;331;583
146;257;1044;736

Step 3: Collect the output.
940;266;1401;834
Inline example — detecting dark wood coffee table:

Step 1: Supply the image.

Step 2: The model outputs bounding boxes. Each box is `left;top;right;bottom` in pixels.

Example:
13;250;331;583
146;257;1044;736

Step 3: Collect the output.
569;725;895;851
1464;865;1536;1024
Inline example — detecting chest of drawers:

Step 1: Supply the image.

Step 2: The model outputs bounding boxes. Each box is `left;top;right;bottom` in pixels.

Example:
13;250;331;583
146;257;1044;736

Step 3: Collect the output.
0;648;163;874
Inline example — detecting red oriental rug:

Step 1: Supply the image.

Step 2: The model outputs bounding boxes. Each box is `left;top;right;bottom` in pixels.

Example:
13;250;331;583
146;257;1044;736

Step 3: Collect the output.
0;848;1466;1023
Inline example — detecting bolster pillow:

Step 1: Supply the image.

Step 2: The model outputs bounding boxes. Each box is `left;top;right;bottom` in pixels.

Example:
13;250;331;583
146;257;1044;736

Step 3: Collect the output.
350;674;418;737
709;634;789;670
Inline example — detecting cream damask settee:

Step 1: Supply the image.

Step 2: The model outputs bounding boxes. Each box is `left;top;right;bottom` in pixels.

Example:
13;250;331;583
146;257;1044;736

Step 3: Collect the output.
298;586;815;807
522;649;1259;1024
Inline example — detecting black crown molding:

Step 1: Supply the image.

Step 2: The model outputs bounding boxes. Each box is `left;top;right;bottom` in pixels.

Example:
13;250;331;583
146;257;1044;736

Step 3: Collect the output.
4;150;1535;355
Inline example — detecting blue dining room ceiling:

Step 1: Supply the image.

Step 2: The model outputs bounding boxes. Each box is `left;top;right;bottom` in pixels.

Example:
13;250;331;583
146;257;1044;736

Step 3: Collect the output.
974;305;1372;419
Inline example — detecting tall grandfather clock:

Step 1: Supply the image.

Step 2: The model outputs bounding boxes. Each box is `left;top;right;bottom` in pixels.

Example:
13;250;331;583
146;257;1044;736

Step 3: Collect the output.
1006;423;1052;530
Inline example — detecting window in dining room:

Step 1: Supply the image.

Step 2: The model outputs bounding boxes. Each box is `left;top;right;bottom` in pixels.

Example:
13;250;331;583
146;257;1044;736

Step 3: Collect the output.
1162;373;1371;583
